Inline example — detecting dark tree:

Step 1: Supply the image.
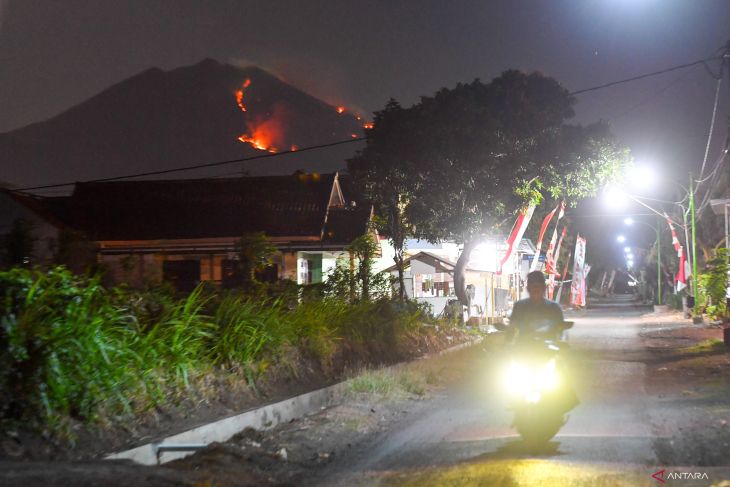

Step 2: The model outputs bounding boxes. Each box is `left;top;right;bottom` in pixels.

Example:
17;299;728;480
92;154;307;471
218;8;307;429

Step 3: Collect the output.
352;71;629;306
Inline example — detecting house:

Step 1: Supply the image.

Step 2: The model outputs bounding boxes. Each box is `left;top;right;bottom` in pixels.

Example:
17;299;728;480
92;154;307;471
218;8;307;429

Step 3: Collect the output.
379;238;536;319
1;172;373;289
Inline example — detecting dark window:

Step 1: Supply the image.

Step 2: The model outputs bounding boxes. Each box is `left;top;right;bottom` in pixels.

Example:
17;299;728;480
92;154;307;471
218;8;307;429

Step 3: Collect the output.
163;260;200;292
221;259;241;289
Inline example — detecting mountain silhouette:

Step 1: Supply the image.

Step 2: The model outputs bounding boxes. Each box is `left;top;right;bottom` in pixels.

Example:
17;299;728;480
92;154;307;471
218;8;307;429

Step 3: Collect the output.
1;59;365;190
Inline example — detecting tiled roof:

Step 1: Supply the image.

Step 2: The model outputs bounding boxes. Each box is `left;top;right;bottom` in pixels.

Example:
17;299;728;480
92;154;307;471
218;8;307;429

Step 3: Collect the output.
65;173;338;241
322;206;373;245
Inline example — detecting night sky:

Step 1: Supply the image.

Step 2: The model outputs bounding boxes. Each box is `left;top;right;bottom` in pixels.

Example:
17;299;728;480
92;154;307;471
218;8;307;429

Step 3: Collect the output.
3;1;729;172
1;0;729;263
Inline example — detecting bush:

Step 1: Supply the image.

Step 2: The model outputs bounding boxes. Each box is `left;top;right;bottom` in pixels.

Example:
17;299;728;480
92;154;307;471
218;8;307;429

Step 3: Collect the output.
698;248;728;320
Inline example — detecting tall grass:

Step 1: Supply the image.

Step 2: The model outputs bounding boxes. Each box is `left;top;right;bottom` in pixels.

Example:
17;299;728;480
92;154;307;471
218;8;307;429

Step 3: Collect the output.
0;268;140;424
0;267;431;434
213;296;286;367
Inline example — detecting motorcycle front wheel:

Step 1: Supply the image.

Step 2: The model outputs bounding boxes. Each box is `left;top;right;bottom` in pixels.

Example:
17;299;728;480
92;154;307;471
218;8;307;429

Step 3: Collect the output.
513;407;566;445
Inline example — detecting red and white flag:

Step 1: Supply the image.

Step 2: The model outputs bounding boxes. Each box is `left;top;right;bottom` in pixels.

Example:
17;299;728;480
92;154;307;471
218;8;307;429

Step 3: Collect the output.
570;235;587;307
664;213;690;292
530;202;563;272
546;225;568;298
545;214;567;275
497;204;536;275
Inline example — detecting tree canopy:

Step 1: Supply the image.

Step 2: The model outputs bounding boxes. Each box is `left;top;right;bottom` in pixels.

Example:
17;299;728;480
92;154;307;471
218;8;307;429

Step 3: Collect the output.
350;70;630;306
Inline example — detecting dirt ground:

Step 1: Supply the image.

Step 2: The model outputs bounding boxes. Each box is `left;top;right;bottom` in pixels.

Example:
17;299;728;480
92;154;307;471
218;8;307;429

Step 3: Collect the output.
639;313;730;467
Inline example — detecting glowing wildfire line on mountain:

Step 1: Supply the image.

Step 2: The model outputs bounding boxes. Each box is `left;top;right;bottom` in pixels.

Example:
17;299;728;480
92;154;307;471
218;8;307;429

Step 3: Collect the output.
235;79;251;112
234;78;279;153
234;79;369;153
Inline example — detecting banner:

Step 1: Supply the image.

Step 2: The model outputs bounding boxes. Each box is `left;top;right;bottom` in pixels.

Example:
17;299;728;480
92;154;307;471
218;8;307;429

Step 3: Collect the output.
529;202;562;272
582;264;591;306
546;224;568;299
545;223;567;275
497;204;536;275
570;235;587;307
663;213;690;292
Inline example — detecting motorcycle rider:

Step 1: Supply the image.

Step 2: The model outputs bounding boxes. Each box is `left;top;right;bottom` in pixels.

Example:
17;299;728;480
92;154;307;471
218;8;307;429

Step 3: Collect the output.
508;270;565;343
507;270;579;414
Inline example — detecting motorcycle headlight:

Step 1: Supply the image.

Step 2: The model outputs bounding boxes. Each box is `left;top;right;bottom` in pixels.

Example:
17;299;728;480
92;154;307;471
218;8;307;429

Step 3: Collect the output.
539;358;559;391
504;361;531;394
502;358;560;395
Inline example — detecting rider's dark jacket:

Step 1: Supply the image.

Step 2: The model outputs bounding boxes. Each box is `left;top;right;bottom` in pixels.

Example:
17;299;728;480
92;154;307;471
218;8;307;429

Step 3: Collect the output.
509;297;564;340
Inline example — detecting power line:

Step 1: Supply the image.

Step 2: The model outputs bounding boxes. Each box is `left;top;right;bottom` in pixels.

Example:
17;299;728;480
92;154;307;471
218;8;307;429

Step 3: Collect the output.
13;54;723;194
15;138;365;192
568;56;720;96
696;75;724;182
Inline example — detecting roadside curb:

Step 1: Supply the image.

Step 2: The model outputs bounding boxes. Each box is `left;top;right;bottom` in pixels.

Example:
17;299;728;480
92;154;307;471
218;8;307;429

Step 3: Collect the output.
105;336;483;465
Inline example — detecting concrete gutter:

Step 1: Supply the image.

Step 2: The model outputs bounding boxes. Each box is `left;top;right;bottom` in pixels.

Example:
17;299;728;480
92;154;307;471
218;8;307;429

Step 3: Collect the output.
105;337;481;465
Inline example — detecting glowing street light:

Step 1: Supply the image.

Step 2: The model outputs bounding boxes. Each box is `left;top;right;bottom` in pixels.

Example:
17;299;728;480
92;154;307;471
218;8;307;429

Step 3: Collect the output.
623;246;631;253
624;217;634;226
603;186;629;210
616;235;626;243
628;165;657;190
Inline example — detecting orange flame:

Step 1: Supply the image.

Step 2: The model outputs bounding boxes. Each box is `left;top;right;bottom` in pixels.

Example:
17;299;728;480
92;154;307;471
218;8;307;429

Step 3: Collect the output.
235;78;252;112
238;134;278;153
336;106;345;114
234;79;289;153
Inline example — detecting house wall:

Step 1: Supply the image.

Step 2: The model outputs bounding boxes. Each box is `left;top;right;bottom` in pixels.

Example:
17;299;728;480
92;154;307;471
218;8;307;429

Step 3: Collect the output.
98;248;346;289
281;252;298;281
100;254;163;288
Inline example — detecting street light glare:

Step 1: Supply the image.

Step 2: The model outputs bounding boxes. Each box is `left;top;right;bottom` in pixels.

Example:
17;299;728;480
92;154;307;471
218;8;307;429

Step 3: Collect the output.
624;246;631;253
603;186;628;210
628;165;657;189
617;235;626;243
624;217;634;225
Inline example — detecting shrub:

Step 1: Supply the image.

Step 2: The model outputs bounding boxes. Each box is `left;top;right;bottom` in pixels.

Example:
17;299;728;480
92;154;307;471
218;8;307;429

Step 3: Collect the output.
698;248;728;320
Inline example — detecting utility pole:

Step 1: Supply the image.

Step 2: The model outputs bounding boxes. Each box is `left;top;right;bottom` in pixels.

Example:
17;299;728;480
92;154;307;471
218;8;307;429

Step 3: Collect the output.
689;172;699;307
656;215;661;305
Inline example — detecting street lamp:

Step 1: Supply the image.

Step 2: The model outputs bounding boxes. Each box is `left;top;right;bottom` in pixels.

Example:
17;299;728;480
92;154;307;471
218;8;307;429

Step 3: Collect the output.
616;235;626;243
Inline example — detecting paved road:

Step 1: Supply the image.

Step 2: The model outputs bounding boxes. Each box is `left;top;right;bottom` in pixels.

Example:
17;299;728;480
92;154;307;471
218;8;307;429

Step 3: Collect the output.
315;296;730;486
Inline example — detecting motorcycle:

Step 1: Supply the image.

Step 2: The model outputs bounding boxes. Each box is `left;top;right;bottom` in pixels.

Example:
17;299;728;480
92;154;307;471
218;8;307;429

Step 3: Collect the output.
495;320;578;445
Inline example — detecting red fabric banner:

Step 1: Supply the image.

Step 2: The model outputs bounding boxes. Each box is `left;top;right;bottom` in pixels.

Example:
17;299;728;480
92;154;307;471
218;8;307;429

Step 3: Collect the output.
497;204;536;275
